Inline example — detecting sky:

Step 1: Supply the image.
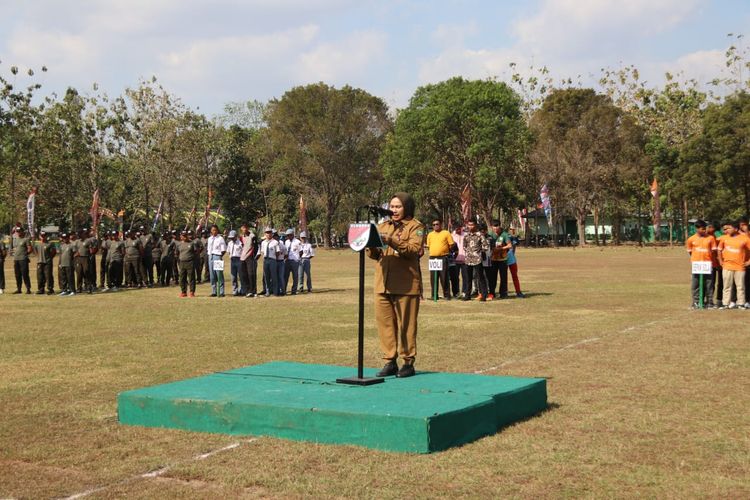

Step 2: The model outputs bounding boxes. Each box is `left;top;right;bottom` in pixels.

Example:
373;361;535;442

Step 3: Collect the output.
1;0;748;117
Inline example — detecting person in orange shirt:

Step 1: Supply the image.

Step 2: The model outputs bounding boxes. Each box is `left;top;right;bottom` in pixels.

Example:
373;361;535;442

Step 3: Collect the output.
707;222;723;307
741;216;750;301
686;220;717;308
717;220;750;309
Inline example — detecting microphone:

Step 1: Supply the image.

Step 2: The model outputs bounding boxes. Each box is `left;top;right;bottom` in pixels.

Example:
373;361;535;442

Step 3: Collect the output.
363;205;394;217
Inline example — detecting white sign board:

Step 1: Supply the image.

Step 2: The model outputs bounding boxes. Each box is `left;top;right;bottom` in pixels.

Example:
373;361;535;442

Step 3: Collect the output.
428;258;444;271
212;259;225;271
691;261;712;275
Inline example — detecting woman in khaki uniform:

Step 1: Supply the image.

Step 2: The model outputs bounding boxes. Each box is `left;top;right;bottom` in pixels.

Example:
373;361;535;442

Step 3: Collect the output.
367;192;425;378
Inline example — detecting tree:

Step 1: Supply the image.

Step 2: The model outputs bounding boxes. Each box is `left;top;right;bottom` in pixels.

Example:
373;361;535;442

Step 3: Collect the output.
531;88;647;246
381;77;528;224
682;92;750;219
265;83;391;246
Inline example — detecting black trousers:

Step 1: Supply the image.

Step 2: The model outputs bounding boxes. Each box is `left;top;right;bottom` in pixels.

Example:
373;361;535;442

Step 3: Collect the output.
712;266;723;304
448;264;461;297
100;257;108;287
59;265;75;292
141;254;153;285
239;258;257;294
0;259;5;289
487;261;509;297
14;259;31;291
428;257;451;298
108;260;123;288
153;257;161;284
179;260;196;293
88;255;97;289
466;264;488;297
37;261;54;292
159;257;173;285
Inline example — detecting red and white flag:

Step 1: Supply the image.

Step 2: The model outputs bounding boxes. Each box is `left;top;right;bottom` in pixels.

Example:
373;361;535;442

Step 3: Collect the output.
299;195;308;233
26;187;38;237
650;179;660;237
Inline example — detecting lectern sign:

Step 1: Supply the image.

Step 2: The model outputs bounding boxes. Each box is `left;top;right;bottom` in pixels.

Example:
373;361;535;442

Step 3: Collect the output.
348;223;383;251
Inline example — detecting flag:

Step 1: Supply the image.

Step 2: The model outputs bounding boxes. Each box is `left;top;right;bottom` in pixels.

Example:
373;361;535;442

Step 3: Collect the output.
540;184;552;224
90;188;100;236
26;187;37;238
460;183;472;222
516;208;526;230
650;179;660;238
117;209;125;235
299;195;308;233
197;188;212;232
152;200;163;232
185;206;196;231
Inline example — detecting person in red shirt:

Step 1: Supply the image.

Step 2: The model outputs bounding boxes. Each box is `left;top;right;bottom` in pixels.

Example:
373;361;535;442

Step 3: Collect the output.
717;220;750;309
686;220;717;308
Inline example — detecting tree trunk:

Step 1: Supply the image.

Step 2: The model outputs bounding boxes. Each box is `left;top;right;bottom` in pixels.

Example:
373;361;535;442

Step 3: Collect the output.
682;198;689;242
324;211;333;248
593;207;600;246
576;212;585;248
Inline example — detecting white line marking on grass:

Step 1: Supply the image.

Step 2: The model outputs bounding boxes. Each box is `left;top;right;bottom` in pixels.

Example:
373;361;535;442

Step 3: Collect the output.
475;316;679;374
60;438;258;499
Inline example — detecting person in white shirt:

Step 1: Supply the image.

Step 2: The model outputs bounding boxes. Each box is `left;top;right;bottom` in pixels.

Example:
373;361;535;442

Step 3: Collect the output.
274;230;286;296
260;227;281;297
206;224;227;297
226;230;243;296
284;228;302;295
239;223;258;297
298;231;315;293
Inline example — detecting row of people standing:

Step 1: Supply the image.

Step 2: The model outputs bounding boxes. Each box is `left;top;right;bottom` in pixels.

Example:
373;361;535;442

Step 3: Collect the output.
424;219;525;301
0;224;315;297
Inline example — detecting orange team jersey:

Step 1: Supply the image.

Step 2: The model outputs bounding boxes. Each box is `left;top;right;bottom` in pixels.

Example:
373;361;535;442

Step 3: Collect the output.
685;234;716;263
718;233;750;271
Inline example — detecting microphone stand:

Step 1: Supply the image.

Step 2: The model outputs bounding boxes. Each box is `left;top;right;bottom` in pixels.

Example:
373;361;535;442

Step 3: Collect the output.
336;206;386;386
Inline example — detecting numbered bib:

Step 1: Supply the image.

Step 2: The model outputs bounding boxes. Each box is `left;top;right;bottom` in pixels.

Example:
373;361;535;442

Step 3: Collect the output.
212;259;225;271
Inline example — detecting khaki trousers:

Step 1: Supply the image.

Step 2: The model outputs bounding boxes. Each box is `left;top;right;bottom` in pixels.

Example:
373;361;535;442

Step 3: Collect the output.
722;269;746;305
375;293;419;363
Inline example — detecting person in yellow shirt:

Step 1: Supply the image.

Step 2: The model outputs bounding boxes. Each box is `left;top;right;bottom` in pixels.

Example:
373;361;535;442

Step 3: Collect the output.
717;220;750;309
425;219;455;300
685;220;717;308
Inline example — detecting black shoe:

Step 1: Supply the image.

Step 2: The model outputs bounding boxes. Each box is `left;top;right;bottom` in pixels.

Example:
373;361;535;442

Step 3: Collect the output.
461;296;470;301
13;290;22;294
36;290;45;295
210;293;217;297
26;289;32;295
376;361;399;377
396;363;415;378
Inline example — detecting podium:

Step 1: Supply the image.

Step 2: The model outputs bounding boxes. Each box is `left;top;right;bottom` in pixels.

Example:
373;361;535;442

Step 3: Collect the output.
336;212;386;386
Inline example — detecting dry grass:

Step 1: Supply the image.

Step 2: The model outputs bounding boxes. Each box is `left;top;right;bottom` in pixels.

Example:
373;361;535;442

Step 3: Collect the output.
0;246;748;499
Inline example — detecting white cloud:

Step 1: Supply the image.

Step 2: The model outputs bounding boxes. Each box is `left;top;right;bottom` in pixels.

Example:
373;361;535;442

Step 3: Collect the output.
513;0;703;56
298;30;388;83
418;46;525;84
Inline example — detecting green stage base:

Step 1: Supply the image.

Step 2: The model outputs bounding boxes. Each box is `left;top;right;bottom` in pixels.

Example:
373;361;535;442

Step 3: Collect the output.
118;362;547;453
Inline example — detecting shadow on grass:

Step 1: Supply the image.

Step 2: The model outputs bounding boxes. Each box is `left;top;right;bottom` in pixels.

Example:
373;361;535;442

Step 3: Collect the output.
499;401;561;431
520;292;553;298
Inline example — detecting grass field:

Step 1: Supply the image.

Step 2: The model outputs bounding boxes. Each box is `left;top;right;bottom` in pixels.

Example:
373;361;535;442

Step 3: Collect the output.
1;246;748;499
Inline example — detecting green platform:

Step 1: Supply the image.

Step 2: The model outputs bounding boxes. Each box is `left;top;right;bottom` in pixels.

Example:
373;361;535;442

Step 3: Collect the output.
118;362;547;453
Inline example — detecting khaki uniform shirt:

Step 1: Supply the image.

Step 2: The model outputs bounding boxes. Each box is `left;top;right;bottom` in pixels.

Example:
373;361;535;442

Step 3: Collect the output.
367;218;425;295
